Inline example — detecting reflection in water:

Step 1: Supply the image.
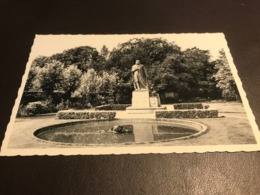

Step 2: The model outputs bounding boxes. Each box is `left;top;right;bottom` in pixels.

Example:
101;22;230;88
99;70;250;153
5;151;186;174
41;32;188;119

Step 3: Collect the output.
133;123;154;143
36;121;198;145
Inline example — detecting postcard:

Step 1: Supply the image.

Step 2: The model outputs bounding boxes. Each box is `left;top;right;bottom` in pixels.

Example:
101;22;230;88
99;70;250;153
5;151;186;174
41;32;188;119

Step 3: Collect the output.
1;33;259;156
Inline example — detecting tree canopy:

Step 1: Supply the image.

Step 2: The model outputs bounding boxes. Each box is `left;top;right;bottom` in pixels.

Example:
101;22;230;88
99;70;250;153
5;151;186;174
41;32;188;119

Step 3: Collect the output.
21;37;239;114
107;38;181;81
213;49;240;101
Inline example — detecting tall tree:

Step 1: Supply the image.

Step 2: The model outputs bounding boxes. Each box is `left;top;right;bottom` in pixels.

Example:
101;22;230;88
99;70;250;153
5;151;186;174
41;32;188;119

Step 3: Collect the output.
100;45;110;59
61;65;82;100
150;47;219;100
213;49;240;101
33;60;64;97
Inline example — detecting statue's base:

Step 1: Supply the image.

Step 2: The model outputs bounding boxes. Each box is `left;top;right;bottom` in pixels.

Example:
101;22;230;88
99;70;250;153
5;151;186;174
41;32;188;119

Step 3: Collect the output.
131;89;150;108
126;106;166;114
126;89;165;114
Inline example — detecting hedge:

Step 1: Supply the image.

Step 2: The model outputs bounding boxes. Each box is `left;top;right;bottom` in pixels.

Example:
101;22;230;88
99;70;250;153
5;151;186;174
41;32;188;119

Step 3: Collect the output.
156;110;218;119
173;103;204;110
95;104;131;111
57;110;116;119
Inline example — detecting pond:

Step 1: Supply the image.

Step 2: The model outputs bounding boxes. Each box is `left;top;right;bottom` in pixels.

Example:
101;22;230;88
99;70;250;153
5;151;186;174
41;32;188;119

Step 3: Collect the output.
34;119;206;145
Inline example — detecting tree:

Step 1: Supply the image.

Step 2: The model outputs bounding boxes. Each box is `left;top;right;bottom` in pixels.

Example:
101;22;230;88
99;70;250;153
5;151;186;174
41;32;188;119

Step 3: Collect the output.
72;69;121;107
33;60;64;98
50;46;106;72
100;45;110;59
31;46;106;73
150;47;219;100
24;56;51;92
61;65;82;100
179;48;218;99
107;38;181;81
213;49;240;101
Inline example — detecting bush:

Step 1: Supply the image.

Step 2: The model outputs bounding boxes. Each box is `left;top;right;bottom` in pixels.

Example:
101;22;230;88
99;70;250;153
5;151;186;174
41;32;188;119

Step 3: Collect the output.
173;103;204;110
95;104;131;111
17;101;49;117
57;110;116;120
17;105;28;117
156;110;218;119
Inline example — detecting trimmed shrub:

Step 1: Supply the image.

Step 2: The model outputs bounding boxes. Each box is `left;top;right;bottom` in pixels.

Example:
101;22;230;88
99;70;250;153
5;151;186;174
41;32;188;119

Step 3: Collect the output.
156;110;218;119
95;104;131;111
17;101;49;117
57;110;116;120
173;103;204;110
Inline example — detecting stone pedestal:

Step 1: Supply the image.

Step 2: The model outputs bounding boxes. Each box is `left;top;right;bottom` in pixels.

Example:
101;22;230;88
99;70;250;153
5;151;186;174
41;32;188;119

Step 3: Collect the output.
126;89;166;114
132;90;150;108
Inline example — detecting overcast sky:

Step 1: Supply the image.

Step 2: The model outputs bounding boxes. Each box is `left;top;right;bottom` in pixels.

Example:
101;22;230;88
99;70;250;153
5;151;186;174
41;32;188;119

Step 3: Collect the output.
29;33;228;63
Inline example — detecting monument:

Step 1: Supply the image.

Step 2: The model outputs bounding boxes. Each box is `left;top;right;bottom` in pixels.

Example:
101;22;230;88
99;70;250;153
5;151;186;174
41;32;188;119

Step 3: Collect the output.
126;60;166;114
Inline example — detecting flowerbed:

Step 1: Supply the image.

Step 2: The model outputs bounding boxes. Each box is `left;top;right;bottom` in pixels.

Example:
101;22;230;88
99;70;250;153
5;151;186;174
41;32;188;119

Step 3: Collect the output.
156;110;218;119
57;110;116;119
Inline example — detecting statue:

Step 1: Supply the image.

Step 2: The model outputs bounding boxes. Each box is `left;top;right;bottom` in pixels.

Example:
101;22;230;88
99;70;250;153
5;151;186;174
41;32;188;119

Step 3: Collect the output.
131;60;148;90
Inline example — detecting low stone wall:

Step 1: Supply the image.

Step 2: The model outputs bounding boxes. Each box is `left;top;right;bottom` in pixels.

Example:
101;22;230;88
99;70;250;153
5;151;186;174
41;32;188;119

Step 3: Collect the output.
156;109;218;119
57;110;116;119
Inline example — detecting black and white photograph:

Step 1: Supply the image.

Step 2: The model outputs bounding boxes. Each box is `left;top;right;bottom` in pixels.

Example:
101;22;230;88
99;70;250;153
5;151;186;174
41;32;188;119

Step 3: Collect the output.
1;33;259;156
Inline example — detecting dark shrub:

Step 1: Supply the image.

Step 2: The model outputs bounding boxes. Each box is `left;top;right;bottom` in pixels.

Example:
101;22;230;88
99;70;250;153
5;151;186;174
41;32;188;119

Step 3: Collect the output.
156;110;218;119
57;110;116;120
173;103;204;110
18;101;48;116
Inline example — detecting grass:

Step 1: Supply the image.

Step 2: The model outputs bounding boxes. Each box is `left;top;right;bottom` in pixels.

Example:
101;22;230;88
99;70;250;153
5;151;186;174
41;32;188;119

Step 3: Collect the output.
6;102;257;148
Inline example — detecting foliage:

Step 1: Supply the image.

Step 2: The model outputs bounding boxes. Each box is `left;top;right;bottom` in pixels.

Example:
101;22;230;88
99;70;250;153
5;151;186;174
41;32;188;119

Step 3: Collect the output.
32;60;64;96
100;45;110;59
21;38;239;113
57;110;116;119
61;65;82;100
24;64;42;92
17;101;50;117
155;110;218;118
20;91;45;105
29;46;106;78
72;69;121;107
213;49;240;101
95;104;131;111
107;38;181;81
173;103;204;110
154;47;220;99
49;46;106;72
113;83;132;104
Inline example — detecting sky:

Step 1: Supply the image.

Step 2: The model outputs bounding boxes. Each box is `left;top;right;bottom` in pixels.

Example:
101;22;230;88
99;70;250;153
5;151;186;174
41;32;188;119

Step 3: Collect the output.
29;33;228;63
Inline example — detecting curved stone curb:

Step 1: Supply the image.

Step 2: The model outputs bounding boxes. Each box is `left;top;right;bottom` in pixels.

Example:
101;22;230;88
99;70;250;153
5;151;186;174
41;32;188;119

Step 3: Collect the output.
33;118;208;147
